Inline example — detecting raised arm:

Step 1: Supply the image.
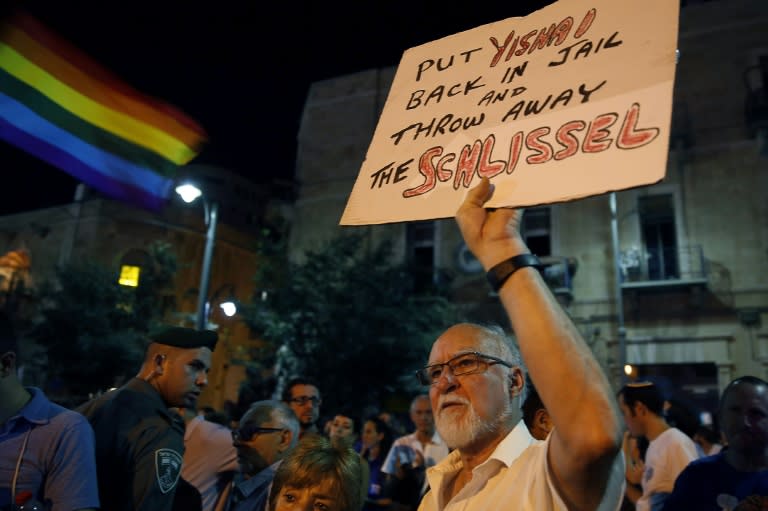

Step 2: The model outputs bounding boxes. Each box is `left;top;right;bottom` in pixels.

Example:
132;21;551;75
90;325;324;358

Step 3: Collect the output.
455;178;623;511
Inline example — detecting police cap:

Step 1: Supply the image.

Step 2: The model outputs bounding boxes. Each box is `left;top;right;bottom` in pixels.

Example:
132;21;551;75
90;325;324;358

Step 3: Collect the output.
148;326;218;351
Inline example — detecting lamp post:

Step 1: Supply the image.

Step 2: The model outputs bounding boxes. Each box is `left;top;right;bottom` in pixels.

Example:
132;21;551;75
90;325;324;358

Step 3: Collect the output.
609;192;627;383
176;183;219;330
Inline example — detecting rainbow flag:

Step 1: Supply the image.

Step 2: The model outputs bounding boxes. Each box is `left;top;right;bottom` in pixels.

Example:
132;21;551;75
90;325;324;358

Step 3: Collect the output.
0;13;207;211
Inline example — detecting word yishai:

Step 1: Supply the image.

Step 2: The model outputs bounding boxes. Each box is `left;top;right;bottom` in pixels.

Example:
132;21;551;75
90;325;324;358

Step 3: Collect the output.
489;8;597;67
368;103;659;196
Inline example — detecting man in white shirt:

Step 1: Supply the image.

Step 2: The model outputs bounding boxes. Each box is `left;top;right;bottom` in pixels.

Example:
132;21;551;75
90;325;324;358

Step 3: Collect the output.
382;395;450;508
618;382;699;511
416;178;625;511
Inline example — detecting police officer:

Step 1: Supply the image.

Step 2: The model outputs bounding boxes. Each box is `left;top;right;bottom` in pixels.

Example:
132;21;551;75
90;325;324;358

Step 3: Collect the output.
78;326;218;511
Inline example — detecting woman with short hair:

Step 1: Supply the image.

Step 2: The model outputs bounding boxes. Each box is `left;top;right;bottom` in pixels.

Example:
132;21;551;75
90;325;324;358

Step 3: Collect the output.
268;435;364;511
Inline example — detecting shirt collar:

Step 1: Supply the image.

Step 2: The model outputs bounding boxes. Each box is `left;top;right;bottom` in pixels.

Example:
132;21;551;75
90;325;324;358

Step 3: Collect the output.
124;378;181;427
236;460;282;498
486;419;539;467
18;387;52;425
428;419;537;476
408;430;446;446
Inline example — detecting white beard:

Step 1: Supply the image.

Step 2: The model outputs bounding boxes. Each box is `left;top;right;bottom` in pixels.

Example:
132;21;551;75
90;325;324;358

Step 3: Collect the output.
435;396;514;449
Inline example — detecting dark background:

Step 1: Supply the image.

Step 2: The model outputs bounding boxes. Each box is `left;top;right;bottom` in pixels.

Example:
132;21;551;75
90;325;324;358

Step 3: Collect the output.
1;0;555;215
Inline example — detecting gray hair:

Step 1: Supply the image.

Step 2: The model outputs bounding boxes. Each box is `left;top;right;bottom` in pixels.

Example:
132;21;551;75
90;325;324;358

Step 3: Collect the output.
471;323;529;405
242;400;300;446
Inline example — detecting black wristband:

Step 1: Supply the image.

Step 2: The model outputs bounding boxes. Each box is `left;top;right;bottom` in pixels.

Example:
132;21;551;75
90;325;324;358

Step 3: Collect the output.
486;254;543;292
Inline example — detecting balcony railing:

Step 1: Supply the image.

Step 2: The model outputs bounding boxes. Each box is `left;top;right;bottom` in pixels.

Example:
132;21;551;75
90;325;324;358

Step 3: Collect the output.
620;244;708;288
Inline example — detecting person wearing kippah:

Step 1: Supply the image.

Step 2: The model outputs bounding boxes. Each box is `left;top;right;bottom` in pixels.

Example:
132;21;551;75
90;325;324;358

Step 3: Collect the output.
77;326;218;511
617;381;700;511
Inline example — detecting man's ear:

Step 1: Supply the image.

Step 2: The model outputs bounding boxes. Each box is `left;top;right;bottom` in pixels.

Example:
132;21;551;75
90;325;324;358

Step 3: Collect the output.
153;354;167;376
535;409;553;434
508;367;524;398
279;430;294;452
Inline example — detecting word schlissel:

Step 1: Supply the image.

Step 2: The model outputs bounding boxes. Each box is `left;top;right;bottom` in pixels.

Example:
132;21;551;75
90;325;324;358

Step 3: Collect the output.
368;103;658;195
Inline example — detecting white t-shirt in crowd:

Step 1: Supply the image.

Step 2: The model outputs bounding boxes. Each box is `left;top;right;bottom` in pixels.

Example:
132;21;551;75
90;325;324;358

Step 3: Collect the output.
637;427;700;511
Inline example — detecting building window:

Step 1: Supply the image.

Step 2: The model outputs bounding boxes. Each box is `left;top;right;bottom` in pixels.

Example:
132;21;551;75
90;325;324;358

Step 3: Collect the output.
118;249;151;288
407;221;437;292
118;265;141;287
638;194;679;280
522;207;551;256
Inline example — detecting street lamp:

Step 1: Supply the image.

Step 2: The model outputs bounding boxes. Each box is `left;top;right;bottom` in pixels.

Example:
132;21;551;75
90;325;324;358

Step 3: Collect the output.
219;300;237;317
205;283;238;326
176;181;219;331
199;298;238;326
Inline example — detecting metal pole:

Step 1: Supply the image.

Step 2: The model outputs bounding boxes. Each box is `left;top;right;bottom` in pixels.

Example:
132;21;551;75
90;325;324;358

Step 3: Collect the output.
59;183;86;266
196;201;218;330
610;192;627;382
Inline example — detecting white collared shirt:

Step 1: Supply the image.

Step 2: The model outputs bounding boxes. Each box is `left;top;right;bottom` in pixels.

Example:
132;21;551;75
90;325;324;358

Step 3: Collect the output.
382;431;450;474
418;420;625;511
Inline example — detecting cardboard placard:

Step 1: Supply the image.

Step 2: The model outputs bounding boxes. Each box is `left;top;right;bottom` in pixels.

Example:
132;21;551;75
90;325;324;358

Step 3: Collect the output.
340;0;680;225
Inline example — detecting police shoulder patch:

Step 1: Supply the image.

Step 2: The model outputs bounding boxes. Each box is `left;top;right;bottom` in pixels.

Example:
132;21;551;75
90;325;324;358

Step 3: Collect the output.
155;448;183;494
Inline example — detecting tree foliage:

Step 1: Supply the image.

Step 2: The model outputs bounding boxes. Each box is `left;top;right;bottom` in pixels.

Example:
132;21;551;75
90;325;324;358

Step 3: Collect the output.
29;241;177;403
241;231;458;419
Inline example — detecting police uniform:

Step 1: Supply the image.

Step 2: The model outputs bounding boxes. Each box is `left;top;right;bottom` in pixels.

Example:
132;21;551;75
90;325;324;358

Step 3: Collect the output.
77;327;217;511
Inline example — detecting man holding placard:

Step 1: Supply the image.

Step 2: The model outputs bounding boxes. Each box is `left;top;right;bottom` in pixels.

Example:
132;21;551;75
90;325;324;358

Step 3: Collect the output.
414;178;624;511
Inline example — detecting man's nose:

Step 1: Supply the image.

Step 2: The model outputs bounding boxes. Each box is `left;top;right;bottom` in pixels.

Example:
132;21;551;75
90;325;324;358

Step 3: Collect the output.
434;367;458;391
196;371;208;387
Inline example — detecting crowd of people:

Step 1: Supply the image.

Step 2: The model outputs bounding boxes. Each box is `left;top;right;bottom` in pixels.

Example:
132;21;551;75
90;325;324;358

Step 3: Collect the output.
2;178;767;511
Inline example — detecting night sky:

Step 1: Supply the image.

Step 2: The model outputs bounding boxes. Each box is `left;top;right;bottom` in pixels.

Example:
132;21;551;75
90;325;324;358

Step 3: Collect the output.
1;0;555;215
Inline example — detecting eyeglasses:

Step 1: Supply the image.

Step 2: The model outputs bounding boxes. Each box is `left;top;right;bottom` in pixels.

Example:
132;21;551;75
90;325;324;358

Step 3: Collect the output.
288;396;321;406
231;425;284;443
415;351;513;386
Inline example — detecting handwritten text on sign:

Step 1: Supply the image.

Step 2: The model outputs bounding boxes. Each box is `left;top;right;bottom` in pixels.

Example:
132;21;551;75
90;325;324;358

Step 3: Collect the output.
340;0;680;225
